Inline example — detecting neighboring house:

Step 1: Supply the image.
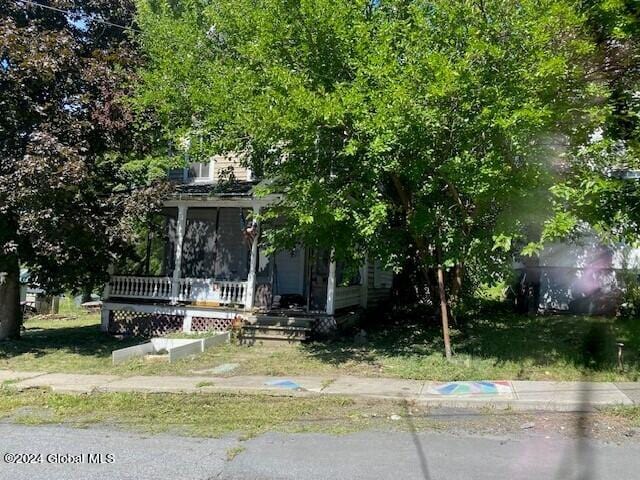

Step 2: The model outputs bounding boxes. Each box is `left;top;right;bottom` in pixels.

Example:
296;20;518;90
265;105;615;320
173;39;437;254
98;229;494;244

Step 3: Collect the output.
514;233;640;315
19;269;58;315
20;268;47;304
101;155;393;342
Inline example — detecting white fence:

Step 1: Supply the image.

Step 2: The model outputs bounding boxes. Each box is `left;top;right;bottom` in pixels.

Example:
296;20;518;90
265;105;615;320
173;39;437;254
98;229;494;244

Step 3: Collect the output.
108;276;247;305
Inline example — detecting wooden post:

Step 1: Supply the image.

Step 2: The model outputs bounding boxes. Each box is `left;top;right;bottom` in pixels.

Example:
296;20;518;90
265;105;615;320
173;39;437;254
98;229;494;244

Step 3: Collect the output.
244;206;260;311
50;296;60;314
326;250;336;315
171;204;188;304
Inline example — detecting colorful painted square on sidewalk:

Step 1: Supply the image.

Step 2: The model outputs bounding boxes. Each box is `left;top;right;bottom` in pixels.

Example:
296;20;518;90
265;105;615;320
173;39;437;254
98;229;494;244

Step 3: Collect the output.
427;381;512;396
265;379;302;390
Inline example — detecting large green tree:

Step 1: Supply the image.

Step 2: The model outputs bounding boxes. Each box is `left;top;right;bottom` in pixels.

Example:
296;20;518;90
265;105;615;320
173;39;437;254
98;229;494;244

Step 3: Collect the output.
0;0;164;339
531;1;640;249
136;0;603;357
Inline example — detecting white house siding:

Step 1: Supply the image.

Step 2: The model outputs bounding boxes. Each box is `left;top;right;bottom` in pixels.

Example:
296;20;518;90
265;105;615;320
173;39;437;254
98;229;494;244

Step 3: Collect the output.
334;285;361;310
212;154;251;182
366;262;392;308
527;235;640;312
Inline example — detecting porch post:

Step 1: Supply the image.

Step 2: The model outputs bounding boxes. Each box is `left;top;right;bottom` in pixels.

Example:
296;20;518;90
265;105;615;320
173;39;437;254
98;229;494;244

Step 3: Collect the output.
244;206;260;311
360;255;368;308
170;204;188;304
326;250;336;315
100;307;110;333
102;264;114;301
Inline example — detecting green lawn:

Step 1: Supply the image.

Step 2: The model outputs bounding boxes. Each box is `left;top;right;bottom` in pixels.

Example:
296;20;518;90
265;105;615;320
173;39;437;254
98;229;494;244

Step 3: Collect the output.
0;388;404;437
2;301;640;381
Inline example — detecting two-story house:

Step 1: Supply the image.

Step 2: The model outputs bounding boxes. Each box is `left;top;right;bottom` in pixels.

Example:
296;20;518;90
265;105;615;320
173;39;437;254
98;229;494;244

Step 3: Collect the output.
100;155;392;343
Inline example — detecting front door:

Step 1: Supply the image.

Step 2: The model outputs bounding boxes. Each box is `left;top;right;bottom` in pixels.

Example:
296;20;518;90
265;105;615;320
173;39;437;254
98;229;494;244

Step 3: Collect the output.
306;249;330;312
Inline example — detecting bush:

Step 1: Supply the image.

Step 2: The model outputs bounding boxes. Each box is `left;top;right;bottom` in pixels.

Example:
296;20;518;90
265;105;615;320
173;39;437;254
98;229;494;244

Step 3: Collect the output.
619;270;640;319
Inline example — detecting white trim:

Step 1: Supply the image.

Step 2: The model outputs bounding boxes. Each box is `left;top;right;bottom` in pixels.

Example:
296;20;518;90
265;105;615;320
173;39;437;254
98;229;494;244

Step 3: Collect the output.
186;159;215;183
102;264;114;300
182;313;193;333
244;205;260;311
100;308;109;332
163;196;278;209
326;250;336;315
101;301;243;320
170;205;188;304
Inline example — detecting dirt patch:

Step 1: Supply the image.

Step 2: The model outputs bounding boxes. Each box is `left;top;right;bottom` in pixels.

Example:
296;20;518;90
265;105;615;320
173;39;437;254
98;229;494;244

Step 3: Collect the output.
406;406;640;443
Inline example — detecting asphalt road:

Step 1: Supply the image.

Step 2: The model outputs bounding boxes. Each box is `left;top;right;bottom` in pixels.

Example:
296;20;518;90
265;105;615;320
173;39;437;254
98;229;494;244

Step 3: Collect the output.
1;423;639;480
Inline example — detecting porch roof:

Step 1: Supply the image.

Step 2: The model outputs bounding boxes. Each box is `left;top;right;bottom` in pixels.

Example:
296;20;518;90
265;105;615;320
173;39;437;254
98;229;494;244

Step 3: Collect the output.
172;180;259;199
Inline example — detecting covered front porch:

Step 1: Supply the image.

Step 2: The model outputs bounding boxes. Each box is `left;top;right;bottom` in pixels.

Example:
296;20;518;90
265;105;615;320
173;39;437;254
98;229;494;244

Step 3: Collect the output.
102;199;368;339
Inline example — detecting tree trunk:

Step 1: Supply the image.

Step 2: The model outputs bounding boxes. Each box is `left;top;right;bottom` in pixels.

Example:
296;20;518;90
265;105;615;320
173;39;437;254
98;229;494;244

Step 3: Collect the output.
0;254;21;340
144;228;152;275
389;173;453;358
436;263;453;360
451;263;464;301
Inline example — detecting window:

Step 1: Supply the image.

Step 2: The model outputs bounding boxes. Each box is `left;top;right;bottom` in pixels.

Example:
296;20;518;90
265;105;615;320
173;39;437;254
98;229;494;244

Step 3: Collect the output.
187;161;213;181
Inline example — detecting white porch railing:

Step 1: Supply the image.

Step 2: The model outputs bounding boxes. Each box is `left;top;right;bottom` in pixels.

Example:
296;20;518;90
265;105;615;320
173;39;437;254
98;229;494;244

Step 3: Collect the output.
108;276;247;305
109;276;173;300
176;278;247;304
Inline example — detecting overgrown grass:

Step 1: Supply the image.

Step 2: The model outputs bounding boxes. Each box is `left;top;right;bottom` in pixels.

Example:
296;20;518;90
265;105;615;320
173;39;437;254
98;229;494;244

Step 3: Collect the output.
0;312;136;374
0;388;406;437
606;405;640;427
299;313;640;382
2;306;640;381
57;296;93;317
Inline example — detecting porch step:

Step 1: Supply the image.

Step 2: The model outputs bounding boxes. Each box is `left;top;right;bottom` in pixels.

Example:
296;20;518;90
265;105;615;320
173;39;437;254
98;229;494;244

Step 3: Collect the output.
238;334;306;346
240;324;312;345
243;325;311;336
247;315;316;329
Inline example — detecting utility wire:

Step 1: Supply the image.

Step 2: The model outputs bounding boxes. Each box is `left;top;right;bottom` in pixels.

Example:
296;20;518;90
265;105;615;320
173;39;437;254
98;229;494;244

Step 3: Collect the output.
13;0;141;33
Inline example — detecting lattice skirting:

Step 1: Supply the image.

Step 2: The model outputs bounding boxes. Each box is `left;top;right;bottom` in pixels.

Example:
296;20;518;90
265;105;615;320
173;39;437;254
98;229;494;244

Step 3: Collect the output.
313;316;337;335
109;310;184;337
191;316;233;332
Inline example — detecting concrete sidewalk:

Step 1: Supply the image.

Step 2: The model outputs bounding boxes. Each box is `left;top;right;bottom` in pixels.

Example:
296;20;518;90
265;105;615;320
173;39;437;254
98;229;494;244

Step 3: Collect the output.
1;369;638;412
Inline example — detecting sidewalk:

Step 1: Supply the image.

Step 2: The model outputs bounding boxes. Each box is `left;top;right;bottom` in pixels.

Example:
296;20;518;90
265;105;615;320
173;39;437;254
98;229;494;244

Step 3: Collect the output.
2;369;638;412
